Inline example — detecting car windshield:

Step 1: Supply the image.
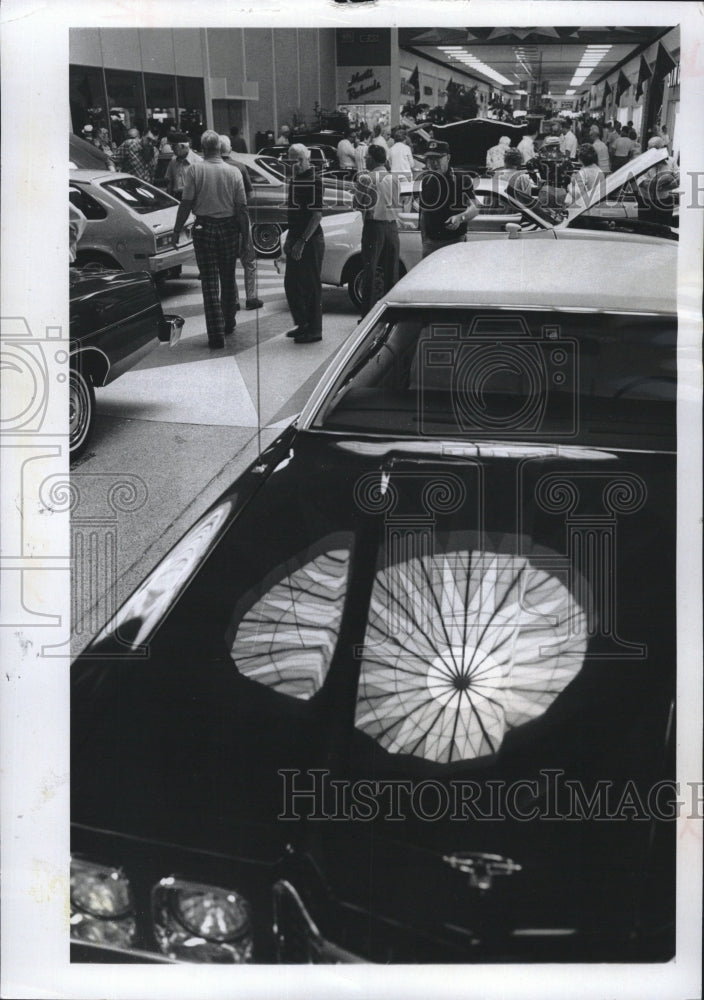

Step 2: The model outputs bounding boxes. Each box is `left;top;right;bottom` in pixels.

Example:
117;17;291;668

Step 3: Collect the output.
100;177;177;213
314;307;676;449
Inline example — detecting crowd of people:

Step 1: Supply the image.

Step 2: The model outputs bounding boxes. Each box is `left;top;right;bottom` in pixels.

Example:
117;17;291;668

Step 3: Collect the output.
75;111;678;349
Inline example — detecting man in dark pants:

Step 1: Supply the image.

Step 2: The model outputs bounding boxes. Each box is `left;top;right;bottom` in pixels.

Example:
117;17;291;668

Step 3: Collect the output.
171;129;247;349
354;143;400;316
418;140;478;259
283;144;324;344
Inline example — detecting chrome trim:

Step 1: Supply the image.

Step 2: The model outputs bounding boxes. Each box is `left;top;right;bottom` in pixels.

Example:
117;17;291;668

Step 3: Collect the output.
68;345;111;386
443;851;522;891
298;301;387;428
272;879;366;964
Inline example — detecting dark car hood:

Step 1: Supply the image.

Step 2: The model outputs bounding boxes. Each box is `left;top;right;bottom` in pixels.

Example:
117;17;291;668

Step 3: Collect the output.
72;429;675;948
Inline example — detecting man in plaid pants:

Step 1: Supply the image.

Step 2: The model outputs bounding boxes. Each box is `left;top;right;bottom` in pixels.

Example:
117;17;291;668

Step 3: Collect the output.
172;130;247;348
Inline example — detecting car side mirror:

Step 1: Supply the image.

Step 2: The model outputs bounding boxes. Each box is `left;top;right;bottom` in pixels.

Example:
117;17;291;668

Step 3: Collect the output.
504;222;521;239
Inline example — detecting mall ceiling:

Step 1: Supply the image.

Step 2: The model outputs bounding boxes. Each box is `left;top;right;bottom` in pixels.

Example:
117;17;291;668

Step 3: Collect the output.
399;27;673;98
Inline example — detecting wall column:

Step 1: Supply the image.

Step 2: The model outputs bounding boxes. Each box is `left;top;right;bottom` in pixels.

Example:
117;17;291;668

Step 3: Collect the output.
389;27;400;127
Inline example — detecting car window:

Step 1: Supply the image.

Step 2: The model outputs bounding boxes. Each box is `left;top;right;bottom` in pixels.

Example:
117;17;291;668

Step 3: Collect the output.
69;185;108;220
100;177;177;214
315;307;676;448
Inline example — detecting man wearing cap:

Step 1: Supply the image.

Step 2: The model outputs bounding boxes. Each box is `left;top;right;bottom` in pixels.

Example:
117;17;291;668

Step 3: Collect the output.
354;143;401;315
165;133;200;200
418;140;478;260
171;130;247;349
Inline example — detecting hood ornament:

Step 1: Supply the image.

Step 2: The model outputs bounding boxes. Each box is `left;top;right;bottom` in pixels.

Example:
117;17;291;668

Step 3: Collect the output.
443;852;522;892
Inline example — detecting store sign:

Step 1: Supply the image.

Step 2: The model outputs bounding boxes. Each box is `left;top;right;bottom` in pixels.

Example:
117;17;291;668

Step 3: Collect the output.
337;65;391;104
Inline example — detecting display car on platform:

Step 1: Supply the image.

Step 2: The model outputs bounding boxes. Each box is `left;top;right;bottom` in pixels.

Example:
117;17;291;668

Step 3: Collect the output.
69;169;196;284
305;147;677;309
72;234;676;964
69;267;183;457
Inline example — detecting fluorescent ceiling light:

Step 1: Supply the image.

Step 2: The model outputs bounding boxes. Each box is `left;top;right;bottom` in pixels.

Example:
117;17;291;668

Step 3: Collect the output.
565;89;576;95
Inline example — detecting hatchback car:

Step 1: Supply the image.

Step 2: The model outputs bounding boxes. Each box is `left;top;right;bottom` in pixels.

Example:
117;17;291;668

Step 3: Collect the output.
72;234;676;964
69;169;196;282
311;147;677;308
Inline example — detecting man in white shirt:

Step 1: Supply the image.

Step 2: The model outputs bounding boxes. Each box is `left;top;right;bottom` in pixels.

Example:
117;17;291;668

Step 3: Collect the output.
588;125;611;175
486;136;511;172
388;128;415;180
517;129;536;164
560;121;578;159
353;144;400;314
371;124;389;155
336;128;358;179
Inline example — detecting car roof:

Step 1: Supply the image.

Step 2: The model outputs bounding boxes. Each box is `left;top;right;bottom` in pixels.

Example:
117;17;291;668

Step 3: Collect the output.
385;237;676;314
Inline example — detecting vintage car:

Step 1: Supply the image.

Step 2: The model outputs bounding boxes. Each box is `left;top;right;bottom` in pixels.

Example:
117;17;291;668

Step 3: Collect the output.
69;169;196;283
71;235;676;964
259;144;339;174
305;147;677;308
69;267;183;456
410;117;532;173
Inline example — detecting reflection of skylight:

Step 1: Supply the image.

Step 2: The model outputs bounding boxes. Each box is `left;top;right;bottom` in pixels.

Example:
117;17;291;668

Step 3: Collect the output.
566;89;576;95
570;45;611;88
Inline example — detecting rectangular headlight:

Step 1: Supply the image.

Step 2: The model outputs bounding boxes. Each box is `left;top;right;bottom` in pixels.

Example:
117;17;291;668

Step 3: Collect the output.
152;876;253;963
155;232;173;252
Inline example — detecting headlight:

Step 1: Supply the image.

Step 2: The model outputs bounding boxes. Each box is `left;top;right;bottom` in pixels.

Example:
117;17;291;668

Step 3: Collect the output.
152;877;253;963
156;232;173;252
70;858;137;948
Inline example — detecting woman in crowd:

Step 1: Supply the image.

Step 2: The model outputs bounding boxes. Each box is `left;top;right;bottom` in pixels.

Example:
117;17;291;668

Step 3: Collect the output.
565;143;605;207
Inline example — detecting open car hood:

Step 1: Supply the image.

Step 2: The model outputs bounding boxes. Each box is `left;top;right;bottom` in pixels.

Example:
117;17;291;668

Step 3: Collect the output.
567;146;670;221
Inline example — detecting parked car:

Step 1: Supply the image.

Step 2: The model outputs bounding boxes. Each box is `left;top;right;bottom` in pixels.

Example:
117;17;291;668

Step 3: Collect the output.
307;147;677;309
69;267;183;456
69;169;196;282
72;235;676;964
259;144;339;173
222;151;353;256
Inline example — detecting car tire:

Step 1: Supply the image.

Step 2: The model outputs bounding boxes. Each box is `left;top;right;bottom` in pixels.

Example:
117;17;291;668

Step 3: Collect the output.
348;265;385;311
251;223;282;257
69;366;96;458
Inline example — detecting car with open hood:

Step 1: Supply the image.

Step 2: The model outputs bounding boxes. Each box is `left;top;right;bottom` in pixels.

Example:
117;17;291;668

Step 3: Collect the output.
71;233;676;964
295;147;676;309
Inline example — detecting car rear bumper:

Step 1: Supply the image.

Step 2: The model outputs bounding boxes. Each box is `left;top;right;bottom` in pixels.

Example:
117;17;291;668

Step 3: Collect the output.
140;243;195;273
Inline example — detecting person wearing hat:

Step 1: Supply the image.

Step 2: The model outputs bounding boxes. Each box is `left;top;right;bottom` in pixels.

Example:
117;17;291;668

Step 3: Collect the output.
486;135;511;173
165;132;201;200
418;140;478;260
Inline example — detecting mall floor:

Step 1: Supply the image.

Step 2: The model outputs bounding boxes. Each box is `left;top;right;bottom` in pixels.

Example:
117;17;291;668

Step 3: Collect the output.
70;258;360;656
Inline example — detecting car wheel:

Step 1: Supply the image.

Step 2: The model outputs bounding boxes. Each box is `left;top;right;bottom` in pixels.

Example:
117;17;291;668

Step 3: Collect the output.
251;223;282;257
348;265;384;311
69;366;96;458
